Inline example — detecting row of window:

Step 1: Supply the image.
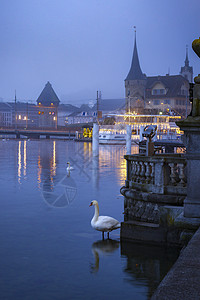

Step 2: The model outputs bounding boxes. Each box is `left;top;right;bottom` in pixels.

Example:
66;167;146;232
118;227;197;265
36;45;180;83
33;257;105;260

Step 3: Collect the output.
152;99;171;105
151;99;187;106
128;88;188;97
176;100;187;106
82;112;97;116
152;89;166;95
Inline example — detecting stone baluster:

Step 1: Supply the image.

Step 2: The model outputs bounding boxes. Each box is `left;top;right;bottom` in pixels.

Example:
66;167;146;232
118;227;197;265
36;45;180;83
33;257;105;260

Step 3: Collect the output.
178;163;186;186
131;161;137;182
169;163;177;185
140;161;146;183
150;162;155;184
135;162;141;183
144;162;151;183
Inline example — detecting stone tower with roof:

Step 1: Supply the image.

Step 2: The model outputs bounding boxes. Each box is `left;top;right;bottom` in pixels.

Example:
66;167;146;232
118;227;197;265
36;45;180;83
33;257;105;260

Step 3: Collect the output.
125;30;146;113
180;46;193;83
36;82;60;128
37;81;60;107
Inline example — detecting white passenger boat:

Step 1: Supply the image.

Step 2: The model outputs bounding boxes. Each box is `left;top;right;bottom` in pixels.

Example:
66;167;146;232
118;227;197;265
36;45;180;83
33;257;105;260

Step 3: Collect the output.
99;131;127;145
99;114;182;144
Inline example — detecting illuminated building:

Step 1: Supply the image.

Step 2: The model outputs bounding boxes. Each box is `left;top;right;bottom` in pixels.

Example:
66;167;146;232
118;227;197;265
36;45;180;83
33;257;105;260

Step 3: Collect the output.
125;32;193;117
36;81;60;128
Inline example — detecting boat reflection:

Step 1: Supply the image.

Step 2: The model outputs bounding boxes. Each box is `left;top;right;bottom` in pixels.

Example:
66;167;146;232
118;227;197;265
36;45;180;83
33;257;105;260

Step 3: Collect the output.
121;241;180;299
90;239;120;273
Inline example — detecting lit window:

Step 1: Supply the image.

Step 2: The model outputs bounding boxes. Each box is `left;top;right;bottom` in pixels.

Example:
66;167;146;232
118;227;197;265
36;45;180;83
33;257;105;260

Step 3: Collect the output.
18;115;21;120
39;102;41;105
51;103;53;106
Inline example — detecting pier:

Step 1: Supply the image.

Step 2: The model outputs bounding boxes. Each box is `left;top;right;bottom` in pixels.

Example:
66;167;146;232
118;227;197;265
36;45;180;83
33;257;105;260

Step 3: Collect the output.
0;128;75;139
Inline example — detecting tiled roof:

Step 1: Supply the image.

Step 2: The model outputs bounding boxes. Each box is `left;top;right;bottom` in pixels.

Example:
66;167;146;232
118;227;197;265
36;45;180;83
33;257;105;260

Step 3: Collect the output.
68;104;92;117
0;102;12;111
93;99;125;112
58;104;79;112
37;82;60;106
146;75;189;98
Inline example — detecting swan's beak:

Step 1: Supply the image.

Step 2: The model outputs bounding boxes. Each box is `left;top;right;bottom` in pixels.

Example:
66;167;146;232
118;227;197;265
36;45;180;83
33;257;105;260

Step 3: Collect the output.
89;202;93;207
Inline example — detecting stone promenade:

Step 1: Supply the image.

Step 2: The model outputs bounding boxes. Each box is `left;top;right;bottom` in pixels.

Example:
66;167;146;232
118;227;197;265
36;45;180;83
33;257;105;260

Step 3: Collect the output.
151;226;200;299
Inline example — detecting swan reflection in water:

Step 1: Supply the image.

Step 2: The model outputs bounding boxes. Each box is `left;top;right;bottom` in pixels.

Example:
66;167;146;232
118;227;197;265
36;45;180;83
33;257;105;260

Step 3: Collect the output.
90;239;120;273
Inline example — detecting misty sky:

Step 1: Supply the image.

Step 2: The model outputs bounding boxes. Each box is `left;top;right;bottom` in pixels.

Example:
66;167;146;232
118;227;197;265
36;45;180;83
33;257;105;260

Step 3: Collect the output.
0;0;200;106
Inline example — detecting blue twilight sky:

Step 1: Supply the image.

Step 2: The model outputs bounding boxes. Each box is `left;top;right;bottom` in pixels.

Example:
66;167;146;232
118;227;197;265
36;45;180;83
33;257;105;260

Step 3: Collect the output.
0;0;200;105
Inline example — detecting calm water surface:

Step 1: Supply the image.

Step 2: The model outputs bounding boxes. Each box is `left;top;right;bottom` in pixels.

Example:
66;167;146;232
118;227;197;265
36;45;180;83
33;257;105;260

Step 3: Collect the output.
0;140;179;300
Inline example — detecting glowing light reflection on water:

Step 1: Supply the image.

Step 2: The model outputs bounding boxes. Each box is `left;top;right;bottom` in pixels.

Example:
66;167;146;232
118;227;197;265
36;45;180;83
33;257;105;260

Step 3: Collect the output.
0;140;179;300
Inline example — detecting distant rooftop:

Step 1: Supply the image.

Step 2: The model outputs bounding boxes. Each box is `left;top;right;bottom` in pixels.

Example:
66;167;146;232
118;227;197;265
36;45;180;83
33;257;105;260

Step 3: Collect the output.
93;98;125;112
37;82;60;107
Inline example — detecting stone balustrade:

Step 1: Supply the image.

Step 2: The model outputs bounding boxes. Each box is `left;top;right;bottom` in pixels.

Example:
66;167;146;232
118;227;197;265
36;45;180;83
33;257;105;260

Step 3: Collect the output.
125;153;187;196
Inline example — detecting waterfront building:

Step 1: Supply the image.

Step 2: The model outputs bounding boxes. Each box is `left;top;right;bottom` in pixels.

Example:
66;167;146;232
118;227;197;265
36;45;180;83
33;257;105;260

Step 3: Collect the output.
67;104;97;124
0;103;12;127
36;81;60;128
125;34;192;117
58;104;79;126
8;102;39;128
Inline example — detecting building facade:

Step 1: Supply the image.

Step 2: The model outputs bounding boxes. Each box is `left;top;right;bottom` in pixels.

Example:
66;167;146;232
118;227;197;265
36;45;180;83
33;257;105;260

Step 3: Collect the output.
36;82;60;128
125;33;193;117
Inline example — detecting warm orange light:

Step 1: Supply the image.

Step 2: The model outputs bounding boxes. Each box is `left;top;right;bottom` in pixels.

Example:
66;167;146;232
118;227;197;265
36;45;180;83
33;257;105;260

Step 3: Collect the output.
51;103;53;106
18;115;21;120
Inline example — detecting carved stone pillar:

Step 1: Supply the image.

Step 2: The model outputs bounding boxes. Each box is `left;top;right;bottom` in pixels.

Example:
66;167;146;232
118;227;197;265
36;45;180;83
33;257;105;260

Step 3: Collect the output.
177;37;200;217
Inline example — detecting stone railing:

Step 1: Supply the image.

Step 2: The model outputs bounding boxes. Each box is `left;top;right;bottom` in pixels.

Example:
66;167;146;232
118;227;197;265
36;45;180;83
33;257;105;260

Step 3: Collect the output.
124;153;187;196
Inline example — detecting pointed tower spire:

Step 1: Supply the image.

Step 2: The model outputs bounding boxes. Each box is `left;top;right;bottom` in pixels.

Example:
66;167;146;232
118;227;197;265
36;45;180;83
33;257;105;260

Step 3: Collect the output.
180;45;193;82
125;27;145;80
185;45;189;67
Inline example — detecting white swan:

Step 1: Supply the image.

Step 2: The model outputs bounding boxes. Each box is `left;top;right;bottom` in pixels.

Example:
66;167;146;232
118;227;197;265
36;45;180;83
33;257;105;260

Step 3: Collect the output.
66;162;74;175
89;200;121;239
66;162;74;171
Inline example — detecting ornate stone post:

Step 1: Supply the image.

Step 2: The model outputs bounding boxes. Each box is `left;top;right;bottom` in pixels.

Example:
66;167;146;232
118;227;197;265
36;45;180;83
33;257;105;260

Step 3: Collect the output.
177;37;200;217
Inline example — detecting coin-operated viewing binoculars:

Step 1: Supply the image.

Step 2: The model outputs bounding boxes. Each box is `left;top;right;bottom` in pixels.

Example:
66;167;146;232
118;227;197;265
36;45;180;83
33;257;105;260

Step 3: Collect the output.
142;125;157;156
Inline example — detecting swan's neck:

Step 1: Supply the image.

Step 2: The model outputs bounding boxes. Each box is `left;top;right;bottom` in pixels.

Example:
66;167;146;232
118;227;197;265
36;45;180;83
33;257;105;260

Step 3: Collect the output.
92;203;99;222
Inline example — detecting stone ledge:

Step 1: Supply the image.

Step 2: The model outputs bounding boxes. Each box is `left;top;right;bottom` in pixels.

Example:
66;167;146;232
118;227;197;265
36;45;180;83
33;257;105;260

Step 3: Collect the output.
120;186;185;205
151;226;200;300
120;221;167;245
